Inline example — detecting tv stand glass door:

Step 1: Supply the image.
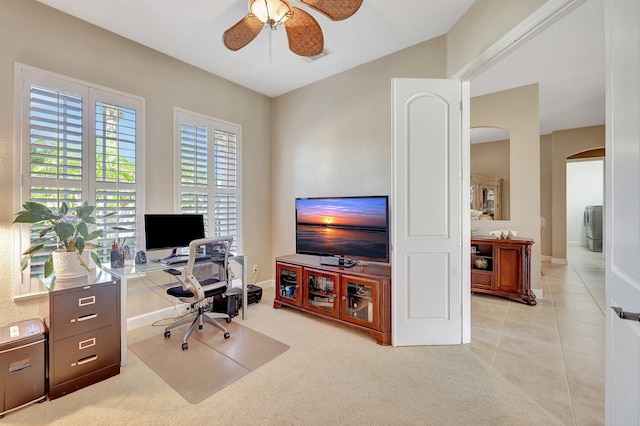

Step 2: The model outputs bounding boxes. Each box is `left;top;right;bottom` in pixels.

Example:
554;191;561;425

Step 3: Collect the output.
303;268;339;318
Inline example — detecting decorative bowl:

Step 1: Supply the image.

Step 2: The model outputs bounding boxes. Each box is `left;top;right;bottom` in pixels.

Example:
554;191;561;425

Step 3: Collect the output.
474;258;489;269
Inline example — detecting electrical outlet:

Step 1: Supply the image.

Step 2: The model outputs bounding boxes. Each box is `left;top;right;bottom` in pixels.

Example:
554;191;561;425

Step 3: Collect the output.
252;264;259;273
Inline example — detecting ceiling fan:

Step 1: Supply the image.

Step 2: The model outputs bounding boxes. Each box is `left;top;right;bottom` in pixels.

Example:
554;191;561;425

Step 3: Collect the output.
223;0;363;57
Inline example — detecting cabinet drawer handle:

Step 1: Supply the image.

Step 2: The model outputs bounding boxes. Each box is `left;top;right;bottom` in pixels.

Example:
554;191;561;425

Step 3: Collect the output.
9;358;31;373
78;296;96;307
76;313;98;322
75;355;98;366
78;337;96;350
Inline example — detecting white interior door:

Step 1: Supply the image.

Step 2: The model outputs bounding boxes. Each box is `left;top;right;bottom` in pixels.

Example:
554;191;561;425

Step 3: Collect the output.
605;0;640;423
391;78;469;346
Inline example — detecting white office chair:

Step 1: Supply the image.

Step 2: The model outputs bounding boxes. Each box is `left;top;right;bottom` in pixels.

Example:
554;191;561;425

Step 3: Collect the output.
163;236;233;350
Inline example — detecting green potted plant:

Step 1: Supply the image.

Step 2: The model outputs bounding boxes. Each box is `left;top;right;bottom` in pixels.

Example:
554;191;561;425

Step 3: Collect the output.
13;201;114;280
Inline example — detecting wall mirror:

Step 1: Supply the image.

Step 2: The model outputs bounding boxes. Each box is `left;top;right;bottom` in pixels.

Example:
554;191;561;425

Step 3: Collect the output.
470;127;510;220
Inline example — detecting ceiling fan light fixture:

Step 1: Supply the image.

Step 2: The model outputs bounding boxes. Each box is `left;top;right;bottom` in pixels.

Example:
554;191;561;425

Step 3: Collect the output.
249;0;293;29
225;0;361;56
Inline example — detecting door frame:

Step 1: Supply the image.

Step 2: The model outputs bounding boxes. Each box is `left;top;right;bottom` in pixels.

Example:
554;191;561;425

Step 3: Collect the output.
450;0;581;346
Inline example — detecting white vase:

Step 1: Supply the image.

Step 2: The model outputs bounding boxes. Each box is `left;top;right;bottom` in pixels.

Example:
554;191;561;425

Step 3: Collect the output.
471;217;480;235
52;251;89;279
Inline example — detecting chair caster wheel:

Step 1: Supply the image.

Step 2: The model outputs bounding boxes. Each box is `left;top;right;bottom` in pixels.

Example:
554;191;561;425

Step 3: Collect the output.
224;332;230;339
225;318;232;323
164;331;171;338
198;325;203;329
182;342;188;350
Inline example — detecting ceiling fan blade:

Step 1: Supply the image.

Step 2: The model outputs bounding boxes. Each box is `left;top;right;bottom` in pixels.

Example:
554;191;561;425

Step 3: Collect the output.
223;14;264;51
300;0;363;21
284;7;324;57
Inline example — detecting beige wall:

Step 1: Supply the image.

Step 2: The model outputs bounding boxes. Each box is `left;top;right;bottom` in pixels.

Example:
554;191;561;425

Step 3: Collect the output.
471;139;511;219
471;84;542;289
0;0;272;325
550;125;605;261
271;37;448;265
447;0;548;77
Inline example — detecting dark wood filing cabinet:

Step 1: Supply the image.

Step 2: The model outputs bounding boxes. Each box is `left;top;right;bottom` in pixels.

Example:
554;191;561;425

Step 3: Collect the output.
45;271;121;399
274;254;392;345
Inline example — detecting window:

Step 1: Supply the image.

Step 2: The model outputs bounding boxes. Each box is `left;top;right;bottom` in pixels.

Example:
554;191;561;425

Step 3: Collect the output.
174;108;241;252
14;64;144;296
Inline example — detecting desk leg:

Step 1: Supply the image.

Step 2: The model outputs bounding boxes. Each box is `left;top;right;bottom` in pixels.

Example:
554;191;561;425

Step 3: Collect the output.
238;255;248;320
120;274;128;367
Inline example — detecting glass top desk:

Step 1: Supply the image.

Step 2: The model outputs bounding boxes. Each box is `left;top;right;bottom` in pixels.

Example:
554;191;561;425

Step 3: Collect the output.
102;253;247;366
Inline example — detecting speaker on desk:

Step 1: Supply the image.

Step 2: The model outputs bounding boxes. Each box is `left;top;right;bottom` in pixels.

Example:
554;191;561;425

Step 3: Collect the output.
135;250;147;264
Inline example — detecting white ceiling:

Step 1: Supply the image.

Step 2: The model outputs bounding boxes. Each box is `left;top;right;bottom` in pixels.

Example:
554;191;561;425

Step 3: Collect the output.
470;0;605;137
36;0;605;138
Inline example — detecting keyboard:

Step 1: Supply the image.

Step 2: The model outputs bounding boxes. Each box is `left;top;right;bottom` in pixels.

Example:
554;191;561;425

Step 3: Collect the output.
160;253;211;265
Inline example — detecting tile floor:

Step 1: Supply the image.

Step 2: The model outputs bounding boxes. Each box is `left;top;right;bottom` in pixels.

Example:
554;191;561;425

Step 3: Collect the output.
469;245;605;425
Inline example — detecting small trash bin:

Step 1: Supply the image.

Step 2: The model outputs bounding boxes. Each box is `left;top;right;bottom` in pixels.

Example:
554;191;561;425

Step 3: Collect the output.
0;318;47;417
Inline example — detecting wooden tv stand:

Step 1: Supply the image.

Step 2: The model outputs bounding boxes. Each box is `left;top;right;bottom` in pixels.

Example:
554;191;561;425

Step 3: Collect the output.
274;254;391;345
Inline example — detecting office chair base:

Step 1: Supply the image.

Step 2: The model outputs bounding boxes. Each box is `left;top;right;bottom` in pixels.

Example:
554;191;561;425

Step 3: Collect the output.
164;306;231;350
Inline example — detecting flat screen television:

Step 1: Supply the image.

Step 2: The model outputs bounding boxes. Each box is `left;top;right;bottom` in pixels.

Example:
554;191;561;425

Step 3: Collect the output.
295;196;390;264
144;214;205;253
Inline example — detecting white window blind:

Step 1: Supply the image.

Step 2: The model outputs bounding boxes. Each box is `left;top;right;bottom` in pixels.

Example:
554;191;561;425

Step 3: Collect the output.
175;108;241;252
14;64;144;297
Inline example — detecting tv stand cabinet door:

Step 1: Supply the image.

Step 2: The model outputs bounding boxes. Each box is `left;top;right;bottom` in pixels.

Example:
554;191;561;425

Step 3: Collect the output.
274;262;303;307
340;275;381;330
303;268;340;318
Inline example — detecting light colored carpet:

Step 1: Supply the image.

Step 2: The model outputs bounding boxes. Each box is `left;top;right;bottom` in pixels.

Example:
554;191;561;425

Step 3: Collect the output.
3;287;563;425
129;321;289;403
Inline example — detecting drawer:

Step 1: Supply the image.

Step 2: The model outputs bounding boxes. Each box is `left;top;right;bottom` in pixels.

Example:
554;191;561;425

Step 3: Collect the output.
50;325;119;386
471;270;493;289
51;284;117;340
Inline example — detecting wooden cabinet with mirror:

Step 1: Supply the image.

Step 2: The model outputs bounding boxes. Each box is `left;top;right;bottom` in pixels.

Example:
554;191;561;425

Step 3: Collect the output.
470;175;503;220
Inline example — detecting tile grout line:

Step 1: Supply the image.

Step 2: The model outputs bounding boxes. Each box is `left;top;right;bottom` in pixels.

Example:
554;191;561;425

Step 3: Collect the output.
568;261;606;317
491;298;510;368
547;265;578;426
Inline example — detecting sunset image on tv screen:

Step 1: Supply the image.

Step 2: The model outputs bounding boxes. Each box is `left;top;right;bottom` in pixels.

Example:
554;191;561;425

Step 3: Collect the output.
295;197;388;261
296;197;387;229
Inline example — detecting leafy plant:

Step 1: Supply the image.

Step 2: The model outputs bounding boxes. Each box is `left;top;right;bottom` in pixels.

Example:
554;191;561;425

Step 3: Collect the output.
13;201;116;278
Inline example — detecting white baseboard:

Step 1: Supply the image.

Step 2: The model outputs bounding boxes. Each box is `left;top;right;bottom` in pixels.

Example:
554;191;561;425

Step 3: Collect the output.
127;304;188;330
532;287;543;299
242;279;274;288
541;255;552;262
551;258;568;265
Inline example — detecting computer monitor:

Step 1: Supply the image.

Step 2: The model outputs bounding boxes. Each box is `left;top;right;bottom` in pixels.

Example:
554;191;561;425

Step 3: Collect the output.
144;214;205;253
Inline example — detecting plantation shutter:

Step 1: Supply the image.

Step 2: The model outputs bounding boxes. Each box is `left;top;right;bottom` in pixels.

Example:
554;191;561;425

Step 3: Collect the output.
94;101;138;258
15;64;144;296
212;130;239;244
179;122;209;229
175;109;241;252
27;86;85;276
